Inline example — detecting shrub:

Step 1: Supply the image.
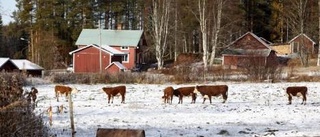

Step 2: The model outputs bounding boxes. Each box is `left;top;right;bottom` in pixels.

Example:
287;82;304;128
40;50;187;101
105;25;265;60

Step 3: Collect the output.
0;73;48;136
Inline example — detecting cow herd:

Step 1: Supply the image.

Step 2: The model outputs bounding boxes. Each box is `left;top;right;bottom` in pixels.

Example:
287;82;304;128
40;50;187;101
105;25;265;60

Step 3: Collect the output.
162;85;308;105
26;84;309;106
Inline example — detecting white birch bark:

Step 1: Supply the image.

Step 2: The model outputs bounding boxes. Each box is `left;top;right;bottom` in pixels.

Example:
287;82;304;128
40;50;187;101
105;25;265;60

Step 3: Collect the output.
318;0;320;66
151;0;171;69
209;0;223;66
198;0;208;69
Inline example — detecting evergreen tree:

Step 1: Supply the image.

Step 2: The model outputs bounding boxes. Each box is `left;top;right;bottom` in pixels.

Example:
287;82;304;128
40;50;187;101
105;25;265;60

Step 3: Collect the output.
240;0;272;40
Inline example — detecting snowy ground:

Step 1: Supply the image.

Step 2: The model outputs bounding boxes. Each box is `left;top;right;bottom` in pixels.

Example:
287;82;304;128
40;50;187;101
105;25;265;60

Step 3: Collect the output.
28;82;320;137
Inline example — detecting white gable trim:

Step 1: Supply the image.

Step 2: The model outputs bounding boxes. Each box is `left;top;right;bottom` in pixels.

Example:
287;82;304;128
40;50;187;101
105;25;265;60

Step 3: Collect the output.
105;62;127;70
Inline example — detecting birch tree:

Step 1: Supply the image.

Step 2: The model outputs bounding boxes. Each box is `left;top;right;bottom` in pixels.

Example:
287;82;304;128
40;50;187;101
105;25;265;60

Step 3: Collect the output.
318;0;320;66
150;0;171;69
193;0;209;69
209;0;223;66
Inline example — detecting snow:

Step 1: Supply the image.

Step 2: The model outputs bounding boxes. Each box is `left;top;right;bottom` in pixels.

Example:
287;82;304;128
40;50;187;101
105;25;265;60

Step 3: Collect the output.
28;82;320;137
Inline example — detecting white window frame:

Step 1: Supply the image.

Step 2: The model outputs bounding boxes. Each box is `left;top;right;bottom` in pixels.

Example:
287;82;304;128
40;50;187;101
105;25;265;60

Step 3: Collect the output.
121;46;129;50
123;54;129;62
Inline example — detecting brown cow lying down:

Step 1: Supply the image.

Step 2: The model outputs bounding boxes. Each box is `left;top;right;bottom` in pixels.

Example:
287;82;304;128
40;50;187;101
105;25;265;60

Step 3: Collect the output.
286;86;307;105
193;85;228;104
162;86;174;104
96;128;145;137
55;85;79;102
174;87;196;104
102;86;126;104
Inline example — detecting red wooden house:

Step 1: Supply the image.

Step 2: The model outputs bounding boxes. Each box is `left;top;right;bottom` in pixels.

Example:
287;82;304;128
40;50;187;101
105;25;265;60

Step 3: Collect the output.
288;33;316;55
69;29;147;73
222;32;278;69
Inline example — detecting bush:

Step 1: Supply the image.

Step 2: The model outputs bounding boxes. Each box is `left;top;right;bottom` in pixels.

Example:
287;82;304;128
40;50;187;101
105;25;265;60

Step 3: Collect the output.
0;73;48;136
50;72;172;84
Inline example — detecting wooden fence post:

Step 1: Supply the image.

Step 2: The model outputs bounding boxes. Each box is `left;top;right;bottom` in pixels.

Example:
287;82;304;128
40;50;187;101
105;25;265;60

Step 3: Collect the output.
68;93;76;136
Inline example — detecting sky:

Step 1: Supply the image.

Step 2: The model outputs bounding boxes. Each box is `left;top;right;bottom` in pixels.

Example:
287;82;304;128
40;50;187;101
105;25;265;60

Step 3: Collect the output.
0;0;17;25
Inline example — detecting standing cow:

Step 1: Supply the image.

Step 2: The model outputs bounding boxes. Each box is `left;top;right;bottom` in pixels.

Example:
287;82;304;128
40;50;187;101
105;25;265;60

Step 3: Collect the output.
162;86;174;104
55;85;78;102
286;86;307;105
193;85;228;104
102;86;126;104
174;87;197;104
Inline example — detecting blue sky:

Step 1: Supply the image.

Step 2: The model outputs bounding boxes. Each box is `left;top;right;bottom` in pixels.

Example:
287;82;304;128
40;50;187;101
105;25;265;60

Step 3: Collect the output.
0;0;17;25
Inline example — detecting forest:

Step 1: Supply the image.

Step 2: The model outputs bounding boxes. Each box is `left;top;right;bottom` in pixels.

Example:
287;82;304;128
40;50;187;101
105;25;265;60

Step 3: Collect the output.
0;0;319;70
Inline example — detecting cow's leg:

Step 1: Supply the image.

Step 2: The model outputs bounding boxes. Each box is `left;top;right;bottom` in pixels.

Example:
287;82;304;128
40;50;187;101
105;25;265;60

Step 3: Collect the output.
179;95;182;104
192;94;196;104
222;93;227;103
65;93;69;102
302;93;307;105
121;94;125;103
107;95;111;103
170;95;173;104
56;92;59;102
288;94;292;105
202;98;206;104
111;95;114;103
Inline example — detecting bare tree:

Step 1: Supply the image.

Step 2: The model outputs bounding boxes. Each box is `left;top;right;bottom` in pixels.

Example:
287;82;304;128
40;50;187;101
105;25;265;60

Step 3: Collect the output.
318;0;320;66
192;0;209;69
284;0;309;66
209;0;224;66
150;0;172;69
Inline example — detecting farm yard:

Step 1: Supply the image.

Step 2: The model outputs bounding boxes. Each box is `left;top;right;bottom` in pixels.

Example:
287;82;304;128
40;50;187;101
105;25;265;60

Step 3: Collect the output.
30;82;320;137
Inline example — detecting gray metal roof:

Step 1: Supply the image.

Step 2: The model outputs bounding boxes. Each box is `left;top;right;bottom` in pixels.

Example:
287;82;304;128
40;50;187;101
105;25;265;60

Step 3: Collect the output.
75;29;143;47
0;58;10;68
10;59;44;70
223;49;271;57
288;33;316;45
226;32;272;50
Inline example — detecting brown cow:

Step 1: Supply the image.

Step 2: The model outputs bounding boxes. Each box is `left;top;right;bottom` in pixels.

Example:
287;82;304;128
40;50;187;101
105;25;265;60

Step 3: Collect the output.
96;128;145;137
193;85;228;104
162;86;174;104
55;85;78;102
102;86;126;104
174;87;197;104
286;86;307;105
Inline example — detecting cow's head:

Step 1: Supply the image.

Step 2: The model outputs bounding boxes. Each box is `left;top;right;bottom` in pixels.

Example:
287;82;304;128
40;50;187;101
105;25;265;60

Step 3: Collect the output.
193;85;200;94
71;87;79;94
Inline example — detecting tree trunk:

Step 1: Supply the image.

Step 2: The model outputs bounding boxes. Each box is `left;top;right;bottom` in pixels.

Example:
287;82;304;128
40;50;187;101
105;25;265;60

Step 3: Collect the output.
318;0;320;66
152;0;171;70
209;0;223;66
198;0;208;69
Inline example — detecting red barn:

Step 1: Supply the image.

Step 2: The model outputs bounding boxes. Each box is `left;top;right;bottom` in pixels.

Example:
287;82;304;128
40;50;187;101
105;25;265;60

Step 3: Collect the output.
69;29;147;73
288;33;316;55
222;32;278;69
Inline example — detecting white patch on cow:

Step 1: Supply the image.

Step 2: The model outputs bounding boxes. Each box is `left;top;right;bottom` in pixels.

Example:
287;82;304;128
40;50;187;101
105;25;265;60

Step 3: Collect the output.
296;92;302;97
71;88;79;94
203;95;209;99
193;87;200;94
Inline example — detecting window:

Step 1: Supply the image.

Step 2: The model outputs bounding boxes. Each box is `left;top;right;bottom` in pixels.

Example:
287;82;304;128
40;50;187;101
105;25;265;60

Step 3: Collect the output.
293;42;299;53
121;46;129;50
123;54;128;62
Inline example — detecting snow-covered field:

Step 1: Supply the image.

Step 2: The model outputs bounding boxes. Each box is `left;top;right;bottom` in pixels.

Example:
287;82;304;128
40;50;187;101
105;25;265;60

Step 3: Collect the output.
28;82;320;137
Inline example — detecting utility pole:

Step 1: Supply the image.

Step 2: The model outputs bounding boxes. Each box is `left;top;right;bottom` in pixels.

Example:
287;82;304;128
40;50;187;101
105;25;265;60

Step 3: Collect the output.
99;20;102;73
